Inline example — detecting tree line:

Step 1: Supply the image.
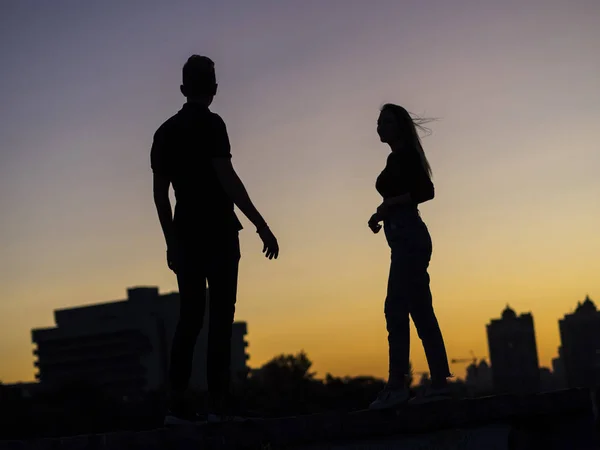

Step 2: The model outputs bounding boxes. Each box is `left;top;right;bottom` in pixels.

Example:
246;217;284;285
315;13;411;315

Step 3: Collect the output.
0;351;468;440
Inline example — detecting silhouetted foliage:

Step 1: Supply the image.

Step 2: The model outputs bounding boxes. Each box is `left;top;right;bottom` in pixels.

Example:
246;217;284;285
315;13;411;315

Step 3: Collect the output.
257;350;315;383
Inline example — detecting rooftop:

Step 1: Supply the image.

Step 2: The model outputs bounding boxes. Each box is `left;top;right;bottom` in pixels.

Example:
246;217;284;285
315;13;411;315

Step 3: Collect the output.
575;295;597;315
1;388;598;449
501;304;516;320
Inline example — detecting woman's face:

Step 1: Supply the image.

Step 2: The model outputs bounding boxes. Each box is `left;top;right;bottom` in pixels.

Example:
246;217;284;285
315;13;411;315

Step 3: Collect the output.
377;109;401;144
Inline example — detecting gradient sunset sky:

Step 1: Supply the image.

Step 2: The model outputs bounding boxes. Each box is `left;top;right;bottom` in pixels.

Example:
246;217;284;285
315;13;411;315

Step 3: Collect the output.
1;0;599;384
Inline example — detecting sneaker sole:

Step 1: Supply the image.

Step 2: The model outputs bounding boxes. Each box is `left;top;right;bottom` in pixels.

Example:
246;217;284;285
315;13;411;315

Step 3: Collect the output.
409;395;453;405
207;414;248;423
368;395;411;411
164;415;207;426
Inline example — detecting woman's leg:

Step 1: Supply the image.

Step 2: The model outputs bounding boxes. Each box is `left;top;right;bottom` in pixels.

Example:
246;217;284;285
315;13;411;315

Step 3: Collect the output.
408;223;451;387
369;251;413;409
370;213;420;409
384;245;412;387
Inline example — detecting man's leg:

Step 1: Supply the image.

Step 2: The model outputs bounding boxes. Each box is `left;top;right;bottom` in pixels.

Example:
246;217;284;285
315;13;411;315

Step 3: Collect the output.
167;247;207;416
206;232;240;415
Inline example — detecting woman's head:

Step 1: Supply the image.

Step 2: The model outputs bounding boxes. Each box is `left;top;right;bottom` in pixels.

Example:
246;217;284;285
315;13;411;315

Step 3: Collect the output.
377;103;433;177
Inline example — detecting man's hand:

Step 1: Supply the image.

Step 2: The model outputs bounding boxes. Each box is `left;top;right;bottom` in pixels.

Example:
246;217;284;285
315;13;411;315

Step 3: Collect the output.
368;213;383;234
258;226;279;260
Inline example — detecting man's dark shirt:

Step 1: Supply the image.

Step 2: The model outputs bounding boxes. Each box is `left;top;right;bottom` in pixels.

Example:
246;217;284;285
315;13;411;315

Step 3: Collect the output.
375;147;434;205
151;103;243;236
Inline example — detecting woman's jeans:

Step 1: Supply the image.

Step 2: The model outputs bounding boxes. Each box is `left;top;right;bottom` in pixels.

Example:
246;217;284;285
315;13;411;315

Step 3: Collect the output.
383;207;451;385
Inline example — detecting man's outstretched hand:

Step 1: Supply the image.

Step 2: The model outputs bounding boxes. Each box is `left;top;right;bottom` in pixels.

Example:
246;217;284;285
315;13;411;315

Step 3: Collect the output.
258;226;279;260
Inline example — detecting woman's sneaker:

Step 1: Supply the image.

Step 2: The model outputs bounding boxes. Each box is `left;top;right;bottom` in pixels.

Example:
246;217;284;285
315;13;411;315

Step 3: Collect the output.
409;385;453;404
206;398;249;423
369;386;411;410
164;400;207;426
164;410;207;426
207;413;247;423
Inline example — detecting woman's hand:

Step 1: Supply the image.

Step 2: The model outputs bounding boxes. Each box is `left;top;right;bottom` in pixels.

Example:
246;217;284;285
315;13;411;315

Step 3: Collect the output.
368;212;383;234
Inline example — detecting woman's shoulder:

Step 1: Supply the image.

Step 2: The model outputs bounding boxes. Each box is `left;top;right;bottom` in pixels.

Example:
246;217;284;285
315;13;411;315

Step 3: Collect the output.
386;151;402;163
387;149;413;164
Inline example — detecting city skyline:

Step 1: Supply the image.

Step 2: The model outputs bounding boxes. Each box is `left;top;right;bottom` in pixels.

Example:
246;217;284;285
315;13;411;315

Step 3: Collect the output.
19;285;600;385
30;286;250;393
1;0;600;383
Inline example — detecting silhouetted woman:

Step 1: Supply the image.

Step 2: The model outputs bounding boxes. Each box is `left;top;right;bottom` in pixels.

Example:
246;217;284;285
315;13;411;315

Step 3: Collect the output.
368;104;451;409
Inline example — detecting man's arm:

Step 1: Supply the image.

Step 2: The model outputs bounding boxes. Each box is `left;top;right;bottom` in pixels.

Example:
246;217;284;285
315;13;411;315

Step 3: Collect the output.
212;158;268;231
153;173;176;247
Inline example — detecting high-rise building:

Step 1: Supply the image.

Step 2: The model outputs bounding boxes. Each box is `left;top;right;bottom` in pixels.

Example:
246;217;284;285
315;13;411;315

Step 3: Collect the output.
558;296;600;388
31;286;249;397
551;352;567;390
465;360;494;395
486;305;540;393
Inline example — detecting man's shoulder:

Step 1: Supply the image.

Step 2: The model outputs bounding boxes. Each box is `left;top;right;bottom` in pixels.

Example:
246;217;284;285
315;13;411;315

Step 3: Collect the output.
153;113;181;140
151;108;229;155
207;110;227;128
157;109;225;131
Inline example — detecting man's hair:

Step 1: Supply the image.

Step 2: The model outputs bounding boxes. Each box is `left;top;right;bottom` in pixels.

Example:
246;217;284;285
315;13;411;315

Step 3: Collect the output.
182;55;216;97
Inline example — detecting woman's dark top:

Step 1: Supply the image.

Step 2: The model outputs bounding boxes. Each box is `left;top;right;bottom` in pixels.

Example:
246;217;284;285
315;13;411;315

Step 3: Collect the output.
375;147;435;205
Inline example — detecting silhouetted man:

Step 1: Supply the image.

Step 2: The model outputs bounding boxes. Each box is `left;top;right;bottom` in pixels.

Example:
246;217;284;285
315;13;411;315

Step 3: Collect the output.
151;55;279;425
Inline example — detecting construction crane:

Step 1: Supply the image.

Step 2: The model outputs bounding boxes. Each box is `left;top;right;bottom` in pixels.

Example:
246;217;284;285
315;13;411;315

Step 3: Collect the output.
451;350;478;366
450;351;491;381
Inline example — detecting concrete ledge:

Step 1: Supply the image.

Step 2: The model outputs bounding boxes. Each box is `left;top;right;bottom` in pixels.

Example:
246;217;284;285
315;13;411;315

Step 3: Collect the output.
296;424;513;450
0;388;596;449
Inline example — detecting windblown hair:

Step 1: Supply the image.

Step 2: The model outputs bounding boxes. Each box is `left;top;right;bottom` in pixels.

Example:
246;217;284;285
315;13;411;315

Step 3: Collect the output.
381;103;435;178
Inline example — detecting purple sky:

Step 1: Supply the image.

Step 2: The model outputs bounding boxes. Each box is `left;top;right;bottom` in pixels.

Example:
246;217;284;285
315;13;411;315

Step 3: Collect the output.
1;0;599;382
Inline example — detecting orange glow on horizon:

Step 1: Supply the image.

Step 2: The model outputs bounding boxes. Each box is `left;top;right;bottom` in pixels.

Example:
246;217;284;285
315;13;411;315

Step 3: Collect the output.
1;1;599;385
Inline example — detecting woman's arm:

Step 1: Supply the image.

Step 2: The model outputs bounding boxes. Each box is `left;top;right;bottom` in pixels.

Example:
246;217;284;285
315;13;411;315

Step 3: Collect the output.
411;175;434;204
410;150;435;204
376;194;412;215
378;175;434;214
384;194;412;207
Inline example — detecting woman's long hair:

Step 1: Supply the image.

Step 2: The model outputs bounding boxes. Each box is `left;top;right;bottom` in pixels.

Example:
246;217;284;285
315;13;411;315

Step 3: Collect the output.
381;103;434;178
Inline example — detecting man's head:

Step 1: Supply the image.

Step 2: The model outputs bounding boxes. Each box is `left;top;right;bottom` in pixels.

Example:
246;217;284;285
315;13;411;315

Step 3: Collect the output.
180;55;218;103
